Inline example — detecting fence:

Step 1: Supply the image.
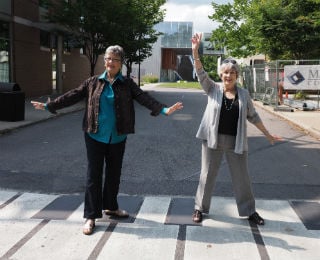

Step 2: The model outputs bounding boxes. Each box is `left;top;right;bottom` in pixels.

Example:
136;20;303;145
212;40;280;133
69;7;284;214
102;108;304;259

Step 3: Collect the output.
241;60;320;110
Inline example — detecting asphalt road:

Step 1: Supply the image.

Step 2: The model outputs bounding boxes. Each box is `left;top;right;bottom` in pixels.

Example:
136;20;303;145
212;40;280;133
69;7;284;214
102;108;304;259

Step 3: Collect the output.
0;88;319;200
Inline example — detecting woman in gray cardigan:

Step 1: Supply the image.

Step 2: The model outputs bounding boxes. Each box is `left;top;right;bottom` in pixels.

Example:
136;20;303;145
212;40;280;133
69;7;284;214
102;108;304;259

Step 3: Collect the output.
191;33;281;225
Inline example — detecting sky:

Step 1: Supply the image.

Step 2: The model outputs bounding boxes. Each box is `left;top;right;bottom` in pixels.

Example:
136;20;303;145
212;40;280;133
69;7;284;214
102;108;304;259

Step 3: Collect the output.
162;0;231;33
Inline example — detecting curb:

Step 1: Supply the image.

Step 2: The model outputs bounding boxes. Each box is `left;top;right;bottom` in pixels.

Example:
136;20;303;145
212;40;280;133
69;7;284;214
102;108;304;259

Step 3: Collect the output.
254;101;320;140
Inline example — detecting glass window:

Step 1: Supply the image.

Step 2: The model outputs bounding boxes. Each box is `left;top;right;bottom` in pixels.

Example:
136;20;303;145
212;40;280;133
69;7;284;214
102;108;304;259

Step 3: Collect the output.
0;0;11;15
39;0;49;8
40;30;51;48
156;22;193;48
0;21;10;82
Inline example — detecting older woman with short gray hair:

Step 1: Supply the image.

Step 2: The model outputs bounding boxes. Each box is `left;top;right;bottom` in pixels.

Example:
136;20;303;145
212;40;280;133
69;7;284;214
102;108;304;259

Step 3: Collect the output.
190;33;281;225
31;45;183;235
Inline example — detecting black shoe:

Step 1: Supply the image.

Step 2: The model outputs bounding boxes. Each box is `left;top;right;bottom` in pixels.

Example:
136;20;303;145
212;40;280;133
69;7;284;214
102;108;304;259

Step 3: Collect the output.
248;212;265;225
192;210;203;223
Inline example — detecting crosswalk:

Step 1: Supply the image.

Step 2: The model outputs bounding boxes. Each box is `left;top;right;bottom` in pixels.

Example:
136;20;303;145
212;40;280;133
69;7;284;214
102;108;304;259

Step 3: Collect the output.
0;190;319;260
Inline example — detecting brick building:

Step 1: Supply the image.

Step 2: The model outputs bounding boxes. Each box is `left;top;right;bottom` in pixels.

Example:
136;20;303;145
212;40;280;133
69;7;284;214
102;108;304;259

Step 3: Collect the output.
0;0;104;98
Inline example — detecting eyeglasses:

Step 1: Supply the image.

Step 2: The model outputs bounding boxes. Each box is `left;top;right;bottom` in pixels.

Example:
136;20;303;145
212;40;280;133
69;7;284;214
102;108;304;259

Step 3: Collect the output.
222;59;237;64
223;70;237;75
104;57;121;63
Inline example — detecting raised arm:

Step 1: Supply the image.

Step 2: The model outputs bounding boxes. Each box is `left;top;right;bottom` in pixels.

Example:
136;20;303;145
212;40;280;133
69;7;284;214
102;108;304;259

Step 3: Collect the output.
191;33;203;71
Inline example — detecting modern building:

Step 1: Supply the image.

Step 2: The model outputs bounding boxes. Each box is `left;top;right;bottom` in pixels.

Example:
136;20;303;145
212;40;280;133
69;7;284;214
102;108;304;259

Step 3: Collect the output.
131;21;194;82
0;0;104;98
1;1;223;97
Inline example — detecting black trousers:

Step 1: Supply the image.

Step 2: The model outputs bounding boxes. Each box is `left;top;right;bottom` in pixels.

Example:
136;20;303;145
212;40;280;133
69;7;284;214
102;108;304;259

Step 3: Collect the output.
84;133;126;219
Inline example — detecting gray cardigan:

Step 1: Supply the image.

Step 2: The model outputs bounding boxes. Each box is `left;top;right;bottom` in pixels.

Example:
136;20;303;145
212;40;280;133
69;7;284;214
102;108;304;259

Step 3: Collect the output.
196;68;262;154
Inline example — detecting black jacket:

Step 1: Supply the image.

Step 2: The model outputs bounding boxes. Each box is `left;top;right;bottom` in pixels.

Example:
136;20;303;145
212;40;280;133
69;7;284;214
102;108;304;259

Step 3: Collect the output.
46;75;166;135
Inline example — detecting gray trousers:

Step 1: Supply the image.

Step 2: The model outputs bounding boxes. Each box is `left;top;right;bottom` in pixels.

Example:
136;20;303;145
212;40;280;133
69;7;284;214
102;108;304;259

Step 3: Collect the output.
195;135;256;216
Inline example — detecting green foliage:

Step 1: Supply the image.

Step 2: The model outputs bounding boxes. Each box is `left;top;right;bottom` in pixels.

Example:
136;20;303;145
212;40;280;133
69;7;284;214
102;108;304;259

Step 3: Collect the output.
209;0;320;60
294;91;308;100
142;75;159;83
201;55;220;81
158;82;202;89
46;0;165;76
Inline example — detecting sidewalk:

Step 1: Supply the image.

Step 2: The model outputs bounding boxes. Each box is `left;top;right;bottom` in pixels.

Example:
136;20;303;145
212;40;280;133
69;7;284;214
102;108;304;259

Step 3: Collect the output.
0;87;320;140
253;101;320;140
0;95;85;135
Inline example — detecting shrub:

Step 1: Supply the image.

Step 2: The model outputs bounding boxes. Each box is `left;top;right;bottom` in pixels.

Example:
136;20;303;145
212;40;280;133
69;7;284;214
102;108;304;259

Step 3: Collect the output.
142;75;158;83
294;91;308;100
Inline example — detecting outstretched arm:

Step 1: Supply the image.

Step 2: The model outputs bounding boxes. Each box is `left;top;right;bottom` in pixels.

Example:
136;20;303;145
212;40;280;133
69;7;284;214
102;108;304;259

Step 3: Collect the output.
164;102;183;115
254;121;282;145
31;97;50;111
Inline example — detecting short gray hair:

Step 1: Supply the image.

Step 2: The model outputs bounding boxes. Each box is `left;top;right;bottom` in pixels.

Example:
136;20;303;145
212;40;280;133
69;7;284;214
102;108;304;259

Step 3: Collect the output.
105;45;125;63
219;57;240;78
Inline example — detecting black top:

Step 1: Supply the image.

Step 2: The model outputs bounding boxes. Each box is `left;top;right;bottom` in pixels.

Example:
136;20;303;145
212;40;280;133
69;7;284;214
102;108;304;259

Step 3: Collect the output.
218;93;239;136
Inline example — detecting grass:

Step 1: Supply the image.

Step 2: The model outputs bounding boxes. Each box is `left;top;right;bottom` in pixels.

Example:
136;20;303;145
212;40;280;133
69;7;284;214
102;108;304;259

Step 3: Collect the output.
157;81;202;89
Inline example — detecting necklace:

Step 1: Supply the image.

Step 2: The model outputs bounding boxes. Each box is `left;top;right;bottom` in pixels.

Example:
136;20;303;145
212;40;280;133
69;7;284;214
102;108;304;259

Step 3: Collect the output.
223;94;235;111
108;77;114;83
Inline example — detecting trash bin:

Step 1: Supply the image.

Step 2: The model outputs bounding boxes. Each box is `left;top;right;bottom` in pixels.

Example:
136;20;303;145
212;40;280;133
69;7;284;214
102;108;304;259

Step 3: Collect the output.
0;82;25;121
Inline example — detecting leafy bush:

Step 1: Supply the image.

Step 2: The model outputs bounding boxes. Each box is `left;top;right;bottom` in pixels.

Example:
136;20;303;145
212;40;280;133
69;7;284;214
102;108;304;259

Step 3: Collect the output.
142;75;159;83
294;91;308;100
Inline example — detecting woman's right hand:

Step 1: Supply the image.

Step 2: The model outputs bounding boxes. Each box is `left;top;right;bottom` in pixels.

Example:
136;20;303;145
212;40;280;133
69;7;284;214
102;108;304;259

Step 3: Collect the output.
31;101;46;110
31;97;50;110
191;33;202;53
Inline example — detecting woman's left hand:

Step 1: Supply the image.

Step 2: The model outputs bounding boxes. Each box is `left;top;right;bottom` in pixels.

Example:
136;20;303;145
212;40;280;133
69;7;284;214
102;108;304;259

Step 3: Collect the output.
267;134;283;145
166;102;183;115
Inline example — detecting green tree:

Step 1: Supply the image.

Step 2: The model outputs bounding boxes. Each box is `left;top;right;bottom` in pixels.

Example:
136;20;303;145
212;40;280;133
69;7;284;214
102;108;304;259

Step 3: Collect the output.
46;0;165;77
209;0;256;58
210;0;320;60
201;55;220;81
110;0;165;82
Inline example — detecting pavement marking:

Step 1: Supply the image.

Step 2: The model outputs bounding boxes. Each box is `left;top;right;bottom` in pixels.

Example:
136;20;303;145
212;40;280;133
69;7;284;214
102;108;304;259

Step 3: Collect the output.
135;196;171;225
32;194;83;220
88;222;117;260
0;192;58;220
1;219;49;260
98;195;143;224
249;221;270;260
175;224;187;260
96;223;179;260
184;197;261;260
257;199;320;260
0;191;319;260
166;197;201;226
0;219;43;257
0;191;22;209
290;200;320;230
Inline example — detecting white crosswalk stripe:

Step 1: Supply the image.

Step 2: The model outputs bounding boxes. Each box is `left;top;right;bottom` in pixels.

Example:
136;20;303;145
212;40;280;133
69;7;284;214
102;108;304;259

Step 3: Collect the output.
0;190;319;260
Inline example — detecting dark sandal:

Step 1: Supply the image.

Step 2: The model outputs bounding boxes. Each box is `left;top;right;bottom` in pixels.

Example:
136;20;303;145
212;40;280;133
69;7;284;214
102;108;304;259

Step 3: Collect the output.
248;212;265;225
104;209;129;218
83;219;95;235
192;210;203;223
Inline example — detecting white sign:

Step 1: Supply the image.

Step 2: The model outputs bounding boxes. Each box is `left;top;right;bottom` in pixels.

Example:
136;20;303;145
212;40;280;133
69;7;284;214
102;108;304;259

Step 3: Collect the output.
284;65;320;90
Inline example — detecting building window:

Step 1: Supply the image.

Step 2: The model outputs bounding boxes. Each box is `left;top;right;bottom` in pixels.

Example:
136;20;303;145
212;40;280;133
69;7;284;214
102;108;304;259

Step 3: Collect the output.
157;22;193;48
40;30;57;50
40;30;51;49
63;34;82;53
0;21;10;82
0;0;11;15
63;38;71;53
39;0;49;8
